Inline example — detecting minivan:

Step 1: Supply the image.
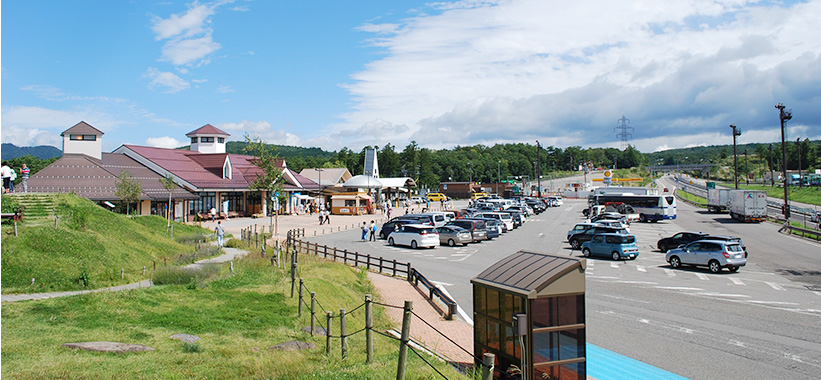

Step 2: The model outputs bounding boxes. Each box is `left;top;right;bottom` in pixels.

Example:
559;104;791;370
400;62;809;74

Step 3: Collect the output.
581;233;639;260
478;212;514;232
446;219;488;242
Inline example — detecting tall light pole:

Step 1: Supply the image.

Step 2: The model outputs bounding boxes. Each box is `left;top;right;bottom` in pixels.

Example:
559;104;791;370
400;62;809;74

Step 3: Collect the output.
536;141;542;197
776;103;792;219
497;160;501;195
744;149;748;185
797;138;802;188
730;124;741;189
768;144;774;187
532;161;537;196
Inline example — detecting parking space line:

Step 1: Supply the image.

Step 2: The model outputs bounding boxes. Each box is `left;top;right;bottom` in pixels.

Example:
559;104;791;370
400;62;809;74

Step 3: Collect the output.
765;282;787;291
636;265;646;272
664;269;676;277
610;263;619;269
695;273;709;281
729;278;745;286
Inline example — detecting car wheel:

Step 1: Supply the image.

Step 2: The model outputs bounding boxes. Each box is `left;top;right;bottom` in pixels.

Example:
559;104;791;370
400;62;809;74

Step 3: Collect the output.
448;239;456;247
570;239;581;250
380;232;386;239
729;266;740;273
658;243;667;252
639;214;647;223
669;256;681;268
709;260;721;273
411;240;418;249
582;248;591;258
611;251;621;261
388;237;395;246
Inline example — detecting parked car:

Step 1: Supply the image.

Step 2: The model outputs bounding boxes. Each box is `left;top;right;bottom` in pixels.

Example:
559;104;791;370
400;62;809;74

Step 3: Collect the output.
426;192;447;202
581;233;640;260
665;240;747;273
811;210;821;223
446;219;488;242
436;225;473;246
420;212;448;227
567;222;600;241
477;212;514;232
463;217;501;239
379;219;417;239
398;213;435;226
703;235;748;257
657;231;709;252
410;196;425;204
568;226;629;250
387;224;439;249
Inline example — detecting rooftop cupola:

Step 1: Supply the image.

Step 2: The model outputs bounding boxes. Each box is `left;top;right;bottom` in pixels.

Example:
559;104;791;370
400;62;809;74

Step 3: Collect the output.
61;121;104;160
186;124;230;154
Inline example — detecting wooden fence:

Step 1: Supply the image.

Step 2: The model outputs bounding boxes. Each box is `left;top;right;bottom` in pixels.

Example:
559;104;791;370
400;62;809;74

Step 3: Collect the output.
286;228;456;320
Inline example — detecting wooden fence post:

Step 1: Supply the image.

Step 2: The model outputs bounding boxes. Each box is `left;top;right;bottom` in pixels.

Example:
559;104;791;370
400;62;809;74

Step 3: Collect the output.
365;294;373;364
290;254;297;298
482;353;495;380
396;301;413;380
340;308;347;359
325;311;333;356
310;292;316;336
298;278;304;317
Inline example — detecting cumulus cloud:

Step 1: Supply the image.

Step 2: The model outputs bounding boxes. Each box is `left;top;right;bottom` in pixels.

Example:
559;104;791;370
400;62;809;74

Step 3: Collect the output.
146;136;185;149
151;2;225;67
338;0;821;151
216;120;303;146
1;125;61;147
145;67;190;93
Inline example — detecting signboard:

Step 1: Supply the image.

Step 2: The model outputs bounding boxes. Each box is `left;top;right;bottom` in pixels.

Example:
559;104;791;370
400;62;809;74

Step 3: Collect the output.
603;170;612;185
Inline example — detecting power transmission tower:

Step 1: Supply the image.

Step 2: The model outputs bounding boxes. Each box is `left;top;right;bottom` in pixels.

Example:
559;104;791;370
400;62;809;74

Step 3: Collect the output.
614;115;633;149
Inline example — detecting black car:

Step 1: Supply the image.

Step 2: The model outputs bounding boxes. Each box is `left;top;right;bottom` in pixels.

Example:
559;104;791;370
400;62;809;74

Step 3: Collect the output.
380;219;417;239
657;231;709;252
569;226;628;249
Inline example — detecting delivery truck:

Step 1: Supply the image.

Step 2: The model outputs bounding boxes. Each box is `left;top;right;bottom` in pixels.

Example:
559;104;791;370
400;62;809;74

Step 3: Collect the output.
707;188;731;213
728;190;767;222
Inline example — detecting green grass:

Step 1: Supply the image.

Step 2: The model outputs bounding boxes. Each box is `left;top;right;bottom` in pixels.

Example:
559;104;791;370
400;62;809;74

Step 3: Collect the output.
676;190;708;207
1;193;215;294
612;167;653;187
714;182;821;207
1;254;464;379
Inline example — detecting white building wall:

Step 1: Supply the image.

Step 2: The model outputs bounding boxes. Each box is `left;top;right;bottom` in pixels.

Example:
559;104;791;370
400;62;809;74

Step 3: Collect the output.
63;135;103;160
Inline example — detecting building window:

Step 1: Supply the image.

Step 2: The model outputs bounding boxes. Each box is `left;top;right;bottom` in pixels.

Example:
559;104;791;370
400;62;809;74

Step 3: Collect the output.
191;137;198;144
70;134;97;141
218;137;225;143
190;192;216;214
201;137;215;143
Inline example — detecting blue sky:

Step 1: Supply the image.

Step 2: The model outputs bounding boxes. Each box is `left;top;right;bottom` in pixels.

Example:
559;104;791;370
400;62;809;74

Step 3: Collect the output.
2;0;820;154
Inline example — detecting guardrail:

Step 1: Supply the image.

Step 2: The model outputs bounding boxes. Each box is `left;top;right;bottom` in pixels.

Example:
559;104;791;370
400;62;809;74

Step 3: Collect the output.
286;228;457;320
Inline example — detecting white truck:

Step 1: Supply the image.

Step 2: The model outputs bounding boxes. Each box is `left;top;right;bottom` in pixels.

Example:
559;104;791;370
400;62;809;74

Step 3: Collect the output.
728;190;767;222
707;188;731;213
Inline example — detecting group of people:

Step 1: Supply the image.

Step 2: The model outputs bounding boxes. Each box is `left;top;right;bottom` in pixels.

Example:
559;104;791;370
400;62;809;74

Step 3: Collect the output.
318;208;331;225
1;162;30;194
361;220;377;241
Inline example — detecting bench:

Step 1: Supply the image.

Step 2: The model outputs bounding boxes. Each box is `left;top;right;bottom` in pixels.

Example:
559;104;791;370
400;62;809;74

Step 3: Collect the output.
1;211;23;222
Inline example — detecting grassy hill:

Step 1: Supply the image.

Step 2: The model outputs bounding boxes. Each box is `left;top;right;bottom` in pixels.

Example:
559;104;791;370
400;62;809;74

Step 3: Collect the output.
1;193;214;294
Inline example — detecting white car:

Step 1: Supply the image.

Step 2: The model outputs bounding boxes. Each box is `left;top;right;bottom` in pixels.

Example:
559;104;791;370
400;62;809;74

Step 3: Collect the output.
387;224;439;249
478;212;514;232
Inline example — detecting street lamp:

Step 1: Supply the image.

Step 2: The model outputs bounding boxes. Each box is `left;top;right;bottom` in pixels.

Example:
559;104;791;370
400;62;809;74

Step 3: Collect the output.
497;160;501;195
536;140;541;198
776;103;792;219
797;138;802;188
730;124;741;189
744;149;748;185
769;144;774;187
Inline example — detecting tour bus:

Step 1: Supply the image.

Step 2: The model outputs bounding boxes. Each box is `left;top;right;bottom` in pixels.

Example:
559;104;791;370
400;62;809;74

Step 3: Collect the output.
589;193;676;222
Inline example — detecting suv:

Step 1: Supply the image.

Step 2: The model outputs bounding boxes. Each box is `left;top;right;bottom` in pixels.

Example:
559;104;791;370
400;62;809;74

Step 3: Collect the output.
666;240;747;273
582;233;639;260
657;232;709;253
569;226;628;249
463;217;501;239
387;224;439;249
426;192;447;202
380;219;417;239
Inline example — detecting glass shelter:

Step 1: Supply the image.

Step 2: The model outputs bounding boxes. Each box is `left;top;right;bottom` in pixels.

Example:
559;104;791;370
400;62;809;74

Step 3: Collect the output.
471;251;587;380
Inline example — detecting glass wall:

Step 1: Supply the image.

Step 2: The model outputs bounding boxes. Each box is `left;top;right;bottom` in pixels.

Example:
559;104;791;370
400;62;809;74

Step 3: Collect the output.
473;284;526;377
190;192;216;215
221;192;245;213
532;294;586;380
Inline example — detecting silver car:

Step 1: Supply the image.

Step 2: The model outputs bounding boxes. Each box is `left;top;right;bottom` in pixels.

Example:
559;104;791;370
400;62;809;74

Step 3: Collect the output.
436;225;473;247
666;240;746;273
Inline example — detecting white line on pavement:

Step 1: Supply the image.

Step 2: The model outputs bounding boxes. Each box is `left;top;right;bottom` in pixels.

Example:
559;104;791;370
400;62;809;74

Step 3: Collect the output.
664;269;676;277
610;262;619;269
729;278;746;286
765;282;787;291
636;265;646;272
696;273;710;281
437;285;473;326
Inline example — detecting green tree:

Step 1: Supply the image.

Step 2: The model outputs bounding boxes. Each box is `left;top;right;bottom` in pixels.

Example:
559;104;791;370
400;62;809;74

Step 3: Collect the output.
160;174;175;231
115;171;141;215
244;135;284;210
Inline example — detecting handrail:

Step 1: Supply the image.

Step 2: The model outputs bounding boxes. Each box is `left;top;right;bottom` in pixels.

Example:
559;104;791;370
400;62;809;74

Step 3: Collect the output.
409;268;457;320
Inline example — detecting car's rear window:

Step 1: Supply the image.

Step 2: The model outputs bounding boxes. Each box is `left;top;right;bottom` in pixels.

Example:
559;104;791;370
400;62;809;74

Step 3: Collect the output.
726;244;744;252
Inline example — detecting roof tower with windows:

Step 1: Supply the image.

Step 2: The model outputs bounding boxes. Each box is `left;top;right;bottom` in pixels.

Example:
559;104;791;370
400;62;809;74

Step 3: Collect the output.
61;121;105;160
186;124;230;154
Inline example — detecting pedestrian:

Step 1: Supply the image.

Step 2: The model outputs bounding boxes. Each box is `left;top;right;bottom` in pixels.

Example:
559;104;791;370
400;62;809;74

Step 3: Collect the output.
210;207;217;222
319;210;324;225
361;222;368;241
369;220;376;241
1;162;11;193
215;221;225;246
20;164;30;193
8;167;16;193
324;209;331;225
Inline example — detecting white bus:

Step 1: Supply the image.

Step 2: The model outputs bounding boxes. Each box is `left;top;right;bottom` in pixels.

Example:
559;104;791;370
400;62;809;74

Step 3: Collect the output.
590;194;676;222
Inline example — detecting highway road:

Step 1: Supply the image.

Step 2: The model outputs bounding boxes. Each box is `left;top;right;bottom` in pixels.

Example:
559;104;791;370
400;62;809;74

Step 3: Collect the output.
308;190;821;379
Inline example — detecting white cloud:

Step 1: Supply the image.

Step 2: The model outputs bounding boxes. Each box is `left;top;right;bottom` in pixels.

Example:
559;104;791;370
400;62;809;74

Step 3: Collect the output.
217;85;234;93
0;125;61;147
145;67;190;93
151;2;223;67
161;35;221;66
337;0;821;151
216;120;303;146
145;136;185;149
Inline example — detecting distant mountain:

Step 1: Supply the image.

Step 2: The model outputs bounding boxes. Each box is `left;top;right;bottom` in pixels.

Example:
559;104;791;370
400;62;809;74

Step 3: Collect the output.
1;143;63;160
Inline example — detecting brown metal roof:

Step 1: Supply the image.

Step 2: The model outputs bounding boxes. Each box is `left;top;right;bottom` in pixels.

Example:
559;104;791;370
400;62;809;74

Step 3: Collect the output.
471;251;585;298
61;121;104;136
185;124;230;137
27;153;198;201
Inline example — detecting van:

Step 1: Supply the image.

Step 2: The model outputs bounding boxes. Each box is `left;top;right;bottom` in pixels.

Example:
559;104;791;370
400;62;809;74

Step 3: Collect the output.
420;212;448;227
478;212;514;232
426;192;447;201
446;219;488;242
471;192;489;200
397;213;434;226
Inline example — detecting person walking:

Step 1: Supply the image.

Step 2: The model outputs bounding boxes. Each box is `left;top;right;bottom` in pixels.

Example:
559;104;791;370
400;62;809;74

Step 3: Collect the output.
318;209;324;225
210;207;217;222
369;220;376;241
20;164;30;193
1;162;11;193
324;209;331;225
8;168;16;193
361;222;368;241
215;221;225;246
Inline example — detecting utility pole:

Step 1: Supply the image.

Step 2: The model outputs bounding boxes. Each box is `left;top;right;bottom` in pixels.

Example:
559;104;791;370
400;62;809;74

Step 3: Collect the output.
497;160;501;195
797;138;802;188
729;124;741;189
776;103;792;219
536;141;541;197
769;144;774;187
